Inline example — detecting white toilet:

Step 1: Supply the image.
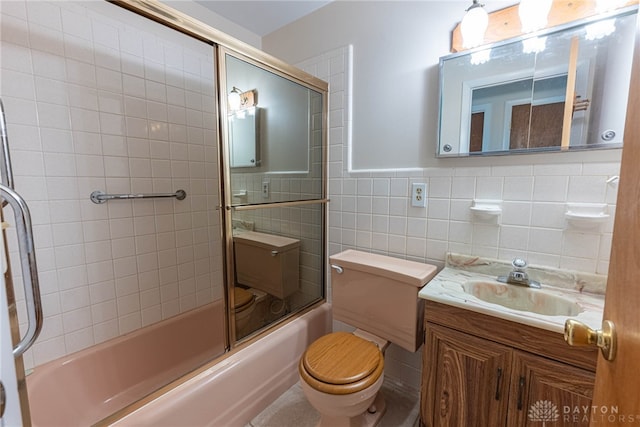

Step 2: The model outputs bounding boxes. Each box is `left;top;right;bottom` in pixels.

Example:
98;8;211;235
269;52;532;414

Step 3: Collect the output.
298;249;437;427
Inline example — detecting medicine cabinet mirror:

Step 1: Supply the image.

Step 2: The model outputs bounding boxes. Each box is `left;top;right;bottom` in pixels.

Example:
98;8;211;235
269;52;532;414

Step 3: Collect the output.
437;7;637;157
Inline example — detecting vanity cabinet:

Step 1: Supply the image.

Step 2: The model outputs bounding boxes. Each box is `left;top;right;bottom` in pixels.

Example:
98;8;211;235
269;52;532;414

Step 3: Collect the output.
421;301;597;427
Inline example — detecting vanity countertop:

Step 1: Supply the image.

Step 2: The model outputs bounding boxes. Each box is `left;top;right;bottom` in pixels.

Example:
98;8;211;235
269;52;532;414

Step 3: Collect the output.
418;253;605;334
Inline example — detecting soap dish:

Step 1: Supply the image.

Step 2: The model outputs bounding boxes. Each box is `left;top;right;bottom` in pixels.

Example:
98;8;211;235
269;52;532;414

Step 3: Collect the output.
470;199;502;220
565;203;609;229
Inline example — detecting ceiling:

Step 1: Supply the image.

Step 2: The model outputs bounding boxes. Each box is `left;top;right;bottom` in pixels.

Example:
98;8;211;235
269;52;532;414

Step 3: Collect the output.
195;1;332;36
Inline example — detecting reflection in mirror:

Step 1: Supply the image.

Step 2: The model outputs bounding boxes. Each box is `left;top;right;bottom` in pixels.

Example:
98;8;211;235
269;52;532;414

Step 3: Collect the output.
438;8;637;157
223;51;326;341
470;75;568;152
225;54;324;205
229;107;260;168
230;203;324;340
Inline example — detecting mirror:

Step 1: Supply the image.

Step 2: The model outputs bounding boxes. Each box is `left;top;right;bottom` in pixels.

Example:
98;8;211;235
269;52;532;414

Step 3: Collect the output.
230;203;325;340
438;8;637;157
223;52;326;340
225;54;323;206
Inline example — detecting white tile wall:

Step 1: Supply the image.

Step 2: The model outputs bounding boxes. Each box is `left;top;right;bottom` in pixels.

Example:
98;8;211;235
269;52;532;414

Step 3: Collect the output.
1;0;223;369
297;44;620;391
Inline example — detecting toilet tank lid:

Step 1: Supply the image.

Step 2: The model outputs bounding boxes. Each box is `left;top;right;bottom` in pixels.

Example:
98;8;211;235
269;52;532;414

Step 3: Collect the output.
233;231;300;251
329;250;438;287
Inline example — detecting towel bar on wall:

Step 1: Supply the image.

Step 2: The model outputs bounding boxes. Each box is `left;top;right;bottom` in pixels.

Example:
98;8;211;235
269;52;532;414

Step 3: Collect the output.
90;190;187;204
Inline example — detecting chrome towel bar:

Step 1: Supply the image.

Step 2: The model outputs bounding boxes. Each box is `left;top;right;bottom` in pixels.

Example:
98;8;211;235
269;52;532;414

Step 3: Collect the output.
90;189;187;204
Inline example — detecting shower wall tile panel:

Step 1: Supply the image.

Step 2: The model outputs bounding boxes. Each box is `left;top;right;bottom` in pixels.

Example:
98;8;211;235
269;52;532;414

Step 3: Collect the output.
0;0;223;369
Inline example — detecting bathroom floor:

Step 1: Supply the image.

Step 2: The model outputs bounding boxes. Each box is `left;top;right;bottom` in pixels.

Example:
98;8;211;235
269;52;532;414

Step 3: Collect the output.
246;377;421;427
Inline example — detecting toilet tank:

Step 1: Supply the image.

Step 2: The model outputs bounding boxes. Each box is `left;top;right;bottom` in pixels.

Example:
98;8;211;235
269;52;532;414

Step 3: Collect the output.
233;231;300;299
330;250;437;352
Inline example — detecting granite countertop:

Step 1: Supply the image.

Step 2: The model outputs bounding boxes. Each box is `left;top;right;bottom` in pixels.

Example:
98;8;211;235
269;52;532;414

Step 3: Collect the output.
418;253;605;334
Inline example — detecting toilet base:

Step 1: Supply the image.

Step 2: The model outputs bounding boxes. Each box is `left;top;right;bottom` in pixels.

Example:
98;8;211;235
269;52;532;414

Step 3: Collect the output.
315;391;386;427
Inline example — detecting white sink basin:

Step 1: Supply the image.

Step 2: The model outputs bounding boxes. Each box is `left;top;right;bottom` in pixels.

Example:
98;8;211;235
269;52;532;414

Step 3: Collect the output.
461;280;583;317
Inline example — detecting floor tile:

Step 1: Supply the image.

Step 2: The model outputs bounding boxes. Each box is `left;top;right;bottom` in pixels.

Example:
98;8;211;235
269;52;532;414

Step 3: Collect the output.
247;377;420;427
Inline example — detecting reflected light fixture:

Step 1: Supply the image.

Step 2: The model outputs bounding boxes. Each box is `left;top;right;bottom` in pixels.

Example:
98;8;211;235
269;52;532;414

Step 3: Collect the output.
228;86;243;111
522;36;547;54
518;0;552;33
587;0;626;40
470;49;491;65
228;87;256;112
585;18;616;40
461;0;489;49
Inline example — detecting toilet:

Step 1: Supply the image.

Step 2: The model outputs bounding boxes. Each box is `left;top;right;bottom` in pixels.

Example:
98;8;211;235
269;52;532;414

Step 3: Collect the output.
298;250;437;427
233;287;256;334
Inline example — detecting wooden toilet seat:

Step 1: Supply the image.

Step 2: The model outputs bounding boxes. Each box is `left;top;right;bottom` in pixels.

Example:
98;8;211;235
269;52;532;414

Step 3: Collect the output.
299;332;384;395
233;288;254;311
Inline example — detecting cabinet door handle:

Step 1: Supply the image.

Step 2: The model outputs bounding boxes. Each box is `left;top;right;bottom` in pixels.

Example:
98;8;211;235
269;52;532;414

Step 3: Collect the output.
494;368;503;400
517;376;526;410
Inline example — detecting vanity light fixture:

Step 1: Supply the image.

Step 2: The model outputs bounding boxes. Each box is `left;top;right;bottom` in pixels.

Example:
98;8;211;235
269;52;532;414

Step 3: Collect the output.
518;0;552;33
461;0;489;49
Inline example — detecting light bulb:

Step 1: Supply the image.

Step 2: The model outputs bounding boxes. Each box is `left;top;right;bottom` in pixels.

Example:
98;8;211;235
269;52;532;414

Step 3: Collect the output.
461;2;489;49
519;0;552;33
228;90;241;111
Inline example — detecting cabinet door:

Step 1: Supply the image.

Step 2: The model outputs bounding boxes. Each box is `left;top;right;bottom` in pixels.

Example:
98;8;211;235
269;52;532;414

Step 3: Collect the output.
507;350;595;427
421;324;512;427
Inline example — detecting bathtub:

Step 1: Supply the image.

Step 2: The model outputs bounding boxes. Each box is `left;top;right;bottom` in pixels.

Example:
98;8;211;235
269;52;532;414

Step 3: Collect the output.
26;301;331;427
27;301;226;426
106;303;331;427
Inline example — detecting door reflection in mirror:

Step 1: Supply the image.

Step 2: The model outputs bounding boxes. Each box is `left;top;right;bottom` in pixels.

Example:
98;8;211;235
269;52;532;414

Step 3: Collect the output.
469;75;567;152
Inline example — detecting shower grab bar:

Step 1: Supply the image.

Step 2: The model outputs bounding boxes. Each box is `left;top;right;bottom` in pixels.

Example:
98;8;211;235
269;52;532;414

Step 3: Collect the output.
90;189;187;204
1;184;42;357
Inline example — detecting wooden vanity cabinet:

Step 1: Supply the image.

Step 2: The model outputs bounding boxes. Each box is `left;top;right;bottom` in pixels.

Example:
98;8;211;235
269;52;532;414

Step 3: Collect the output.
421;301;598;427
506;351;595;427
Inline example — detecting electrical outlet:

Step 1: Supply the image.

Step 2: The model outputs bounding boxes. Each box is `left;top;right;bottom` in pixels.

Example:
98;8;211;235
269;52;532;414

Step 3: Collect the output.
411;183;427;208
262;180;269;198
